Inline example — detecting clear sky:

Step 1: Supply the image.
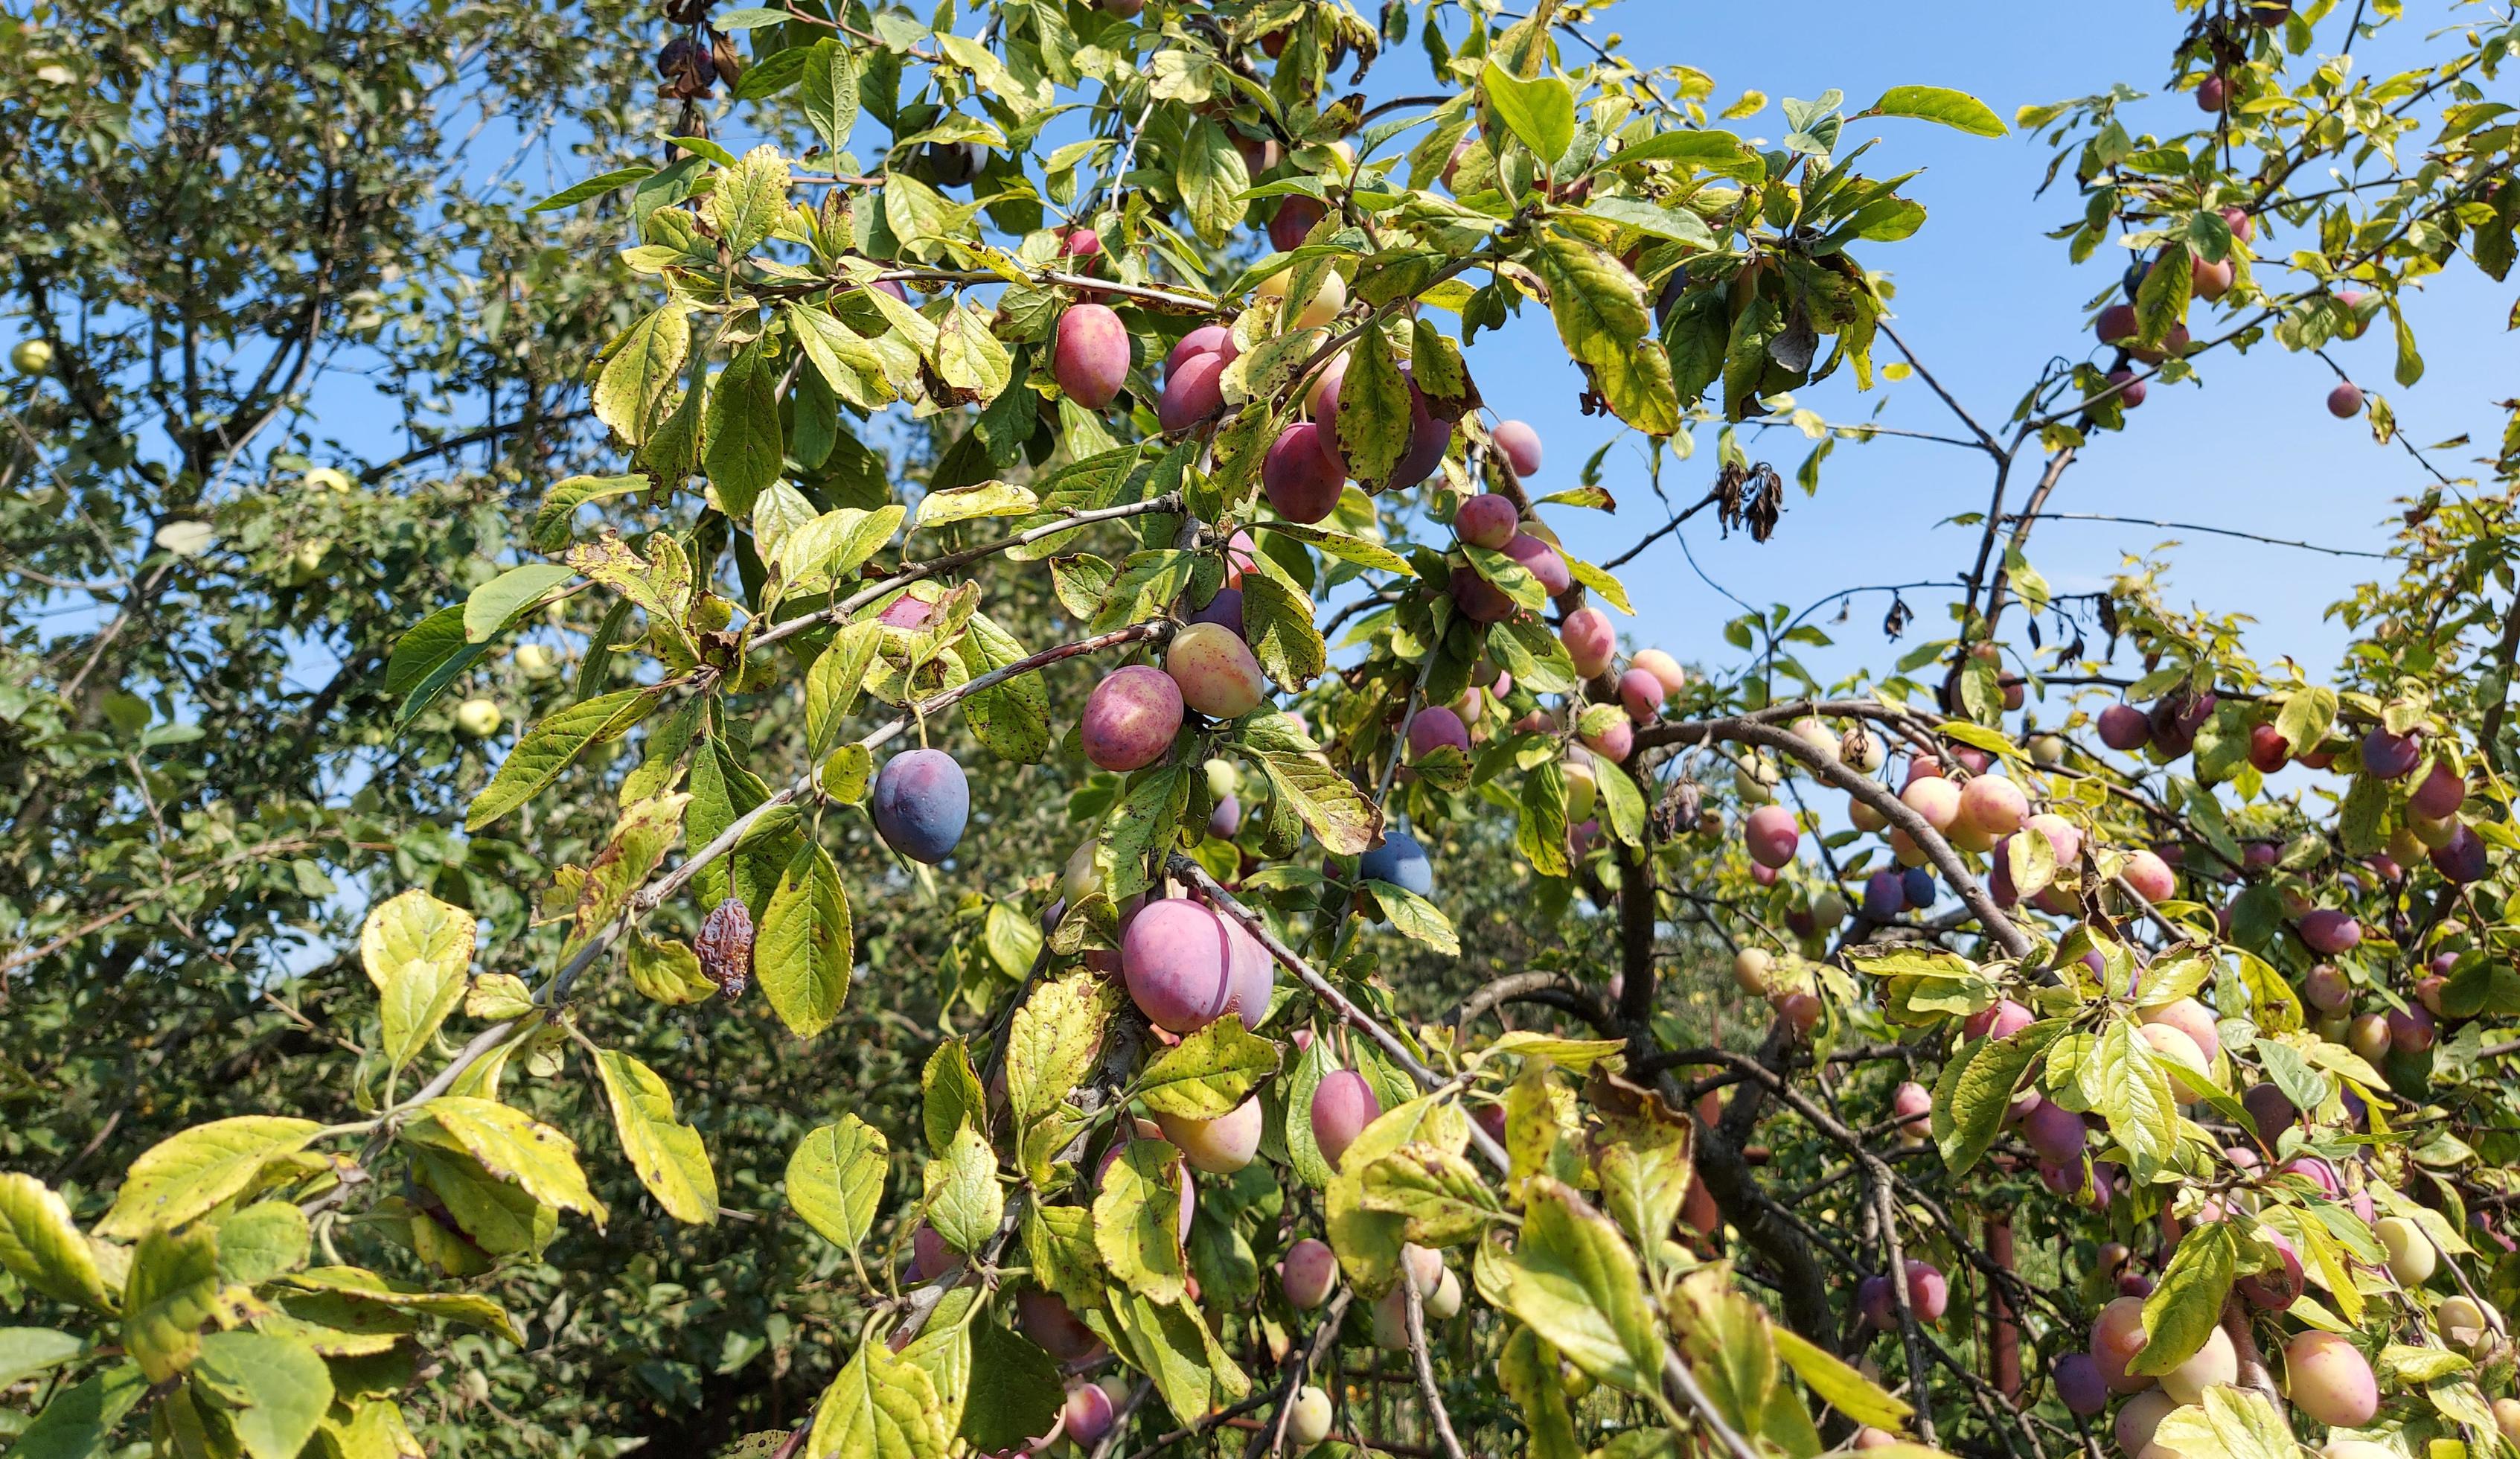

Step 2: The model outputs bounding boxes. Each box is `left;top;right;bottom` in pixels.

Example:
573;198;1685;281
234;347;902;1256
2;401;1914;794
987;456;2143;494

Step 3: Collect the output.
1389;0;2507;707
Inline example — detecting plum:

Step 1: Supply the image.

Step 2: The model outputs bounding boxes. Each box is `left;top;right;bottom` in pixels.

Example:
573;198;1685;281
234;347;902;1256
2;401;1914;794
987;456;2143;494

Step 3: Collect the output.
1282;1237;1339;1308
2389;1003;2436;1053
2055;1353;2108;1416
1122;899;1240;1032
1559;607;1616;678
1264;421;1346;523
2302;964;2349;1011
1164;325;1236;378
1902;867;1936;909
2193;255;2234;302
2362;727;2420;779
2140;1023;2210;1081
1632;648;1687;697
2021;1098;2086;1164
1455;493;1519;549
2161;1324;2237;1402
1310;1070;1380;1167
2284;1330;2378;1426
1503;534;1571;596
2091;1295;2155;1393
1891;1081;1931;1137
1407;706;1469;760
1450;564;1518;623
1083;665;1186;771
1958;776;2028;837
1221;911;1274;1028
2197;74;2228;111
2379;1215;2438;1285
1158;349;1229;432
1964;999;2034;1041
1288;1385;1333;1446
1617;668;1666;724
1563;759;1599;820
1188;587;1244;638
2432;824;2487;883
1776;989;1822;1033
1580;716;1633;764
1157;1096;1265;1173
873;749;970;863
2239;1228;2305;1310
2122;849;2176;903
2246;723;2291;773
1255;266;1346;331
2328;382;2364;418
1269;195;1325;252
2299;910;2361;955
1733;948;1774;995
2097;703;2152;751
1494;418;1544;476
1862;869;1905;918
2411;762;2468;819
2115;1391;2177;1457
1017;1288;1107;1364
2107;368;2149;407
1052;302;1131;409
2242;1082;2297;1142
1359;829;1433;896
1063;1383;1115;1446
1900;776;1963;832
2139;997;2222;1064
1742;805;1800;869
1168;622;1268;719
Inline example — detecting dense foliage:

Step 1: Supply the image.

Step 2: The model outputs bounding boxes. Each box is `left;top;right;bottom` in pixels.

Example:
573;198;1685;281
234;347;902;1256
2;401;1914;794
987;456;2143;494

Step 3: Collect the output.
4;1;2520;1458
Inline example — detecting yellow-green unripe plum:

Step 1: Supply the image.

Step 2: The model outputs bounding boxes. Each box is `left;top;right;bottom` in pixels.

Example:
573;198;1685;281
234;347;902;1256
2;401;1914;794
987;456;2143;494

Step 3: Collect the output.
1631;648;1686;697
1734;948;1774;996
1309;1070;1379;1169
1849;796;1888;833
1958;775;2028;837
1288;1385;1333;1447
514;642;559;678
2492;1399;2520;1447
2123;849;2178;903
1734;755;1778;802
1841;726;1886;772
1204;758;1240;799
1167;622;1268;719
2378;1216;2437;1286
10;339;51;376
2347;1013;2393;1064
1791;716;1840;764
1563;759;1599;820
1559;607;1616;678
454;697;502;738
1282;1238;1338;1309
1082;665;1184;771
1061;840;1101;907
1370;1283;1411;1349
2091;1295;2157;1393
1052;302;1131;409
1255;266;1346;330
1157;1096;1264;1173
1427;1265;1462;1318
2139;997;2223;1065
2030;732;2068;765
2114;1389;2178;1455
1400;1243;1442;1296
1900;776;1963;831
2138;1022;2211;1085
2438;1294;2501;1354
2283;1330;2379;1427
2159;1324;2237;1402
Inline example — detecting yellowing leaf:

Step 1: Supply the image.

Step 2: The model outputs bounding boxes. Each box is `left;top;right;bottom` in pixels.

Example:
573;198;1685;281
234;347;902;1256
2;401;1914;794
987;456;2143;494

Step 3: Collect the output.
593;1048;718;1225
359;890;478;1076
787;1117;890;1254
407;1097;606;1226
0;1174;115;1309
97;1117;325;1241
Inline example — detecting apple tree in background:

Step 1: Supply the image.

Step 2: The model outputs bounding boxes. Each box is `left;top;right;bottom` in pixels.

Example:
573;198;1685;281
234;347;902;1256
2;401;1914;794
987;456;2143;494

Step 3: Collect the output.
4;0;2520;1456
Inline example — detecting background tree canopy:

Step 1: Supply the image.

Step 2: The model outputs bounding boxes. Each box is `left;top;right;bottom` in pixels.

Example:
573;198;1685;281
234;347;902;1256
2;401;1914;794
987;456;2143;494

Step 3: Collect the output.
2;1;2519;1457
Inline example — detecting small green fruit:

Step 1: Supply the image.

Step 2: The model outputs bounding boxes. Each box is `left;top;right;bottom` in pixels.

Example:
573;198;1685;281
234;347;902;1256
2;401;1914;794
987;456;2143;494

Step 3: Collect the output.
454;697;503;738
10;339;53;376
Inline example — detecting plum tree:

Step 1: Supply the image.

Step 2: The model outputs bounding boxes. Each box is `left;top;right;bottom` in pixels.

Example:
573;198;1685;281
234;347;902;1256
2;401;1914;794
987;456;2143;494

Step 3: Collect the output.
872;749;971;863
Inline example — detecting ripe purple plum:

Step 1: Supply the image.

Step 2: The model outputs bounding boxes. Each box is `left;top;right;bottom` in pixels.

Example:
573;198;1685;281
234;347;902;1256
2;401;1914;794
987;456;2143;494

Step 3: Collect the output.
2021;1098;2087;1164
1168;622;1268;719
1122;899;1239;1032
2432;823;2488;883
2284;1331;2379;1427
2248;722;2291;772
1503;534;1571;596
2055;1353;2108;1416
2098;703;2153;751
1863;868;1905;918
1263;421;1346;524
1221;913;1273;1029
2412;762;2468;819
2197;74;2228;111
2091;1295;2156;1393
1082;665;1186;771
1964;999;2034;1042
2389;1004;2437;1053
1188;587;1244;638
1310;1070;1381;1169
1560;607;1616;678
910;1223;956;1281
2108;369;2149;407
2362;727;2421;779
1407;706;1470;761
1269;194;1325;252
1052;303;1131;409
2242;1082;2297;1140
1063;1383;1116;1447
1455;493;1519;549
1156;1096;1264;1173
1618;668;1665;724
1743;805;1800;869
1208;794;1241;840
1494;418;1544;476
2328;381;2364;418
1017;1289;1107;1363
1157;350;1228;432
2299;909;2362;955
1164;325;1235;378
1450;564;1518;623
1282;1237;1339;1309
873;749;970;863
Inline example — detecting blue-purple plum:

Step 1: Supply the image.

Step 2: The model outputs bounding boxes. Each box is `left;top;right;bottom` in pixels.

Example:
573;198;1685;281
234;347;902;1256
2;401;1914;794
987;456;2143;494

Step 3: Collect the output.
1902;867;1936;910
2055;1353;2108;1416
2363;727;2421;779
873;749;969;863
1359;830;1433;896
1188;587;1244;637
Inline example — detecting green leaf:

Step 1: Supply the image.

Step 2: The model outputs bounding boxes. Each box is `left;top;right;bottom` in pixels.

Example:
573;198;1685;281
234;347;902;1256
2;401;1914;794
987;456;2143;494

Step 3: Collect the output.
787;302;899;410
466;686;662;831
1244;732;1379;857
1365;879;1460;955
1005;973;1119;1128
1490;1178;1665;1395
1581;197;1716;248
96;1117;325;1241
960;1320;1065;1452
1135;1021;1281;1120
706;143;790;256
213;1202;310;1287
922;1124;1003;1256
1860;86;2007;136
1335;325;1413;487
2135;240;2192;350
704;340;785;520
801;39;862;155
922;1038;989;1156
1483;60;1576;165
787;1116;890;1254
1250;520;1415;575
593;304;691;445
593;1047;718;1225
0;1175;114;1309
122;1225;220;1381
2089;1018;2183;1167
193;1330;333;1459
0;1327;84;1391
531;473;648;555
805;620;883;758
13;1361;147;1459
1934;1021;2065;1175
527;165;656;214
1774;1326;1911;1428
1240;569;1325;691
464;563;575;643
1174;116;1252;246
408;1096;607;1225
956;611;1053;764
808;1338;950;1459
1279;1036;1340;1190
2133;1222;2236;1375
1093;1139;1189;1301
915;480;1037;529
758;843;855;1040
1356;1140;1500;1246
933;301;1013;403
2276;686;2338;760
359;888;476;1077
778;505;908;597
1611;128;1762;179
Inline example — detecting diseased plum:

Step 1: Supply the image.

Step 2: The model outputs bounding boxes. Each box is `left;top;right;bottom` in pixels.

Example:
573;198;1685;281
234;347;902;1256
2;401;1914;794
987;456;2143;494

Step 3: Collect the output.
873;749;970;863
1082;665;1185;771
